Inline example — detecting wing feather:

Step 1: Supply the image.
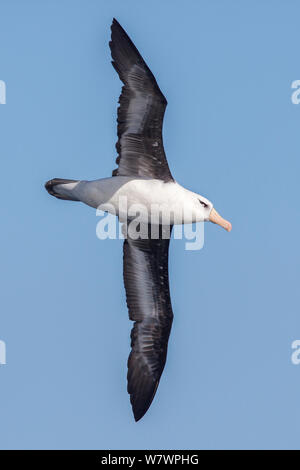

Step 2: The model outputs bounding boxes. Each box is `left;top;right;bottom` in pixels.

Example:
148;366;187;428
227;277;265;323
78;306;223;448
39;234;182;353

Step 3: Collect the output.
110;19;173;181
123;225;173;421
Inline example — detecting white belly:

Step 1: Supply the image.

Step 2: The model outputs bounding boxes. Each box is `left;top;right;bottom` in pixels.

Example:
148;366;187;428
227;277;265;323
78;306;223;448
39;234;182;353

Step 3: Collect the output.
77;176;200;225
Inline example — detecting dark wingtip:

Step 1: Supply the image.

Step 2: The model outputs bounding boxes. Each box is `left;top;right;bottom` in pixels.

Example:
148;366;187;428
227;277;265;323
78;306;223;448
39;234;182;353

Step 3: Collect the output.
132;404;147;422
133;413;143;422
112;18;121;27
130;380;160;423
111;18;122;34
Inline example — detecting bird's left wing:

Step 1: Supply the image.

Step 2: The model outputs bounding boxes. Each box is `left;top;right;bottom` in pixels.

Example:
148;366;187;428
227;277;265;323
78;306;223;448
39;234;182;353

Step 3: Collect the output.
123;225;173;421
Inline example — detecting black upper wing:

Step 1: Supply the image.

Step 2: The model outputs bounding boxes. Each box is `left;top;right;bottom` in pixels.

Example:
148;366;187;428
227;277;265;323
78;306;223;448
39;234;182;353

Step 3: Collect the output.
109;18;173;182
123;225;173;421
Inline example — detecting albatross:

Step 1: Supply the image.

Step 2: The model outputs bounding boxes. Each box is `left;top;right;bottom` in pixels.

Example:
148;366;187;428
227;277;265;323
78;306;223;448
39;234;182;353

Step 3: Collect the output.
45;18;232;421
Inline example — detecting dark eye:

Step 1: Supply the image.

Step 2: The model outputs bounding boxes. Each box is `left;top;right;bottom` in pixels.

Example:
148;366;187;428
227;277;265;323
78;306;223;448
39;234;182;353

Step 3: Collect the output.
199;199;208;208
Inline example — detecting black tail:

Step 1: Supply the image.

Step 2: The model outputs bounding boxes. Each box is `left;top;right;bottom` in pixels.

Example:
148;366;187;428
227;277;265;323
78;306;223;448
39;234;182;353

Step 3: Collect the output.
45;178;79;201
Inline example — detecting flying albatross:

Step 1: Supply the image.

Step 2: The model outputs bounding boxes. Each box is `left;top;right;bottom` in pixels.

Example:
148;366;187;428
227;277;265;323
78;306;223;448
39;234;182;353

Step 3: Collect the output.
45;18;232;421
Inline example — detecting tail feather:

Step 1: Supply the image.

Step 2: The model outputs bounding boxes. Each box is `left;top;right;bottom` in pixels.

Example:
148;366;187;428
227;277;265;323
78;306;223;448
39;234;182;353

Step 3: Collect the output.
45;178;80;201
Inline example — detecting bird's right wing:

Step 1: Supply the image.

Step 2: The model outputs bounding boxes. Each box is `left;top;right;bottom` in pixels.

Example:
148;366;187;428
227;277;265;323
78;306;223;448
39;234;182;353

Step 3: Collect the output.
110;18;174;182
123;225;173;421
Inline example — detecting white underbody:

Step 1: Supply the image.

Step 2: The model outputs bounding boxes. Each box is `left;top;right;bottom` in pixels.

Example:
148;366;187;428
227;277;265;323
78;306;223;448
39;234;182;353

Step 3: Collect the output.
55;176;213;225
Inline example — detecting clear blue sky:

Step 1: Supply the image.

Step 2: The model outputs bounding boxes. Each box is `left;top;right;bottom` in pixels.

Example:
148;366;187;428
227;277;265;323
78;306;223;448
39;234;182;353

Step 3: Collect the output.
0;0;300;450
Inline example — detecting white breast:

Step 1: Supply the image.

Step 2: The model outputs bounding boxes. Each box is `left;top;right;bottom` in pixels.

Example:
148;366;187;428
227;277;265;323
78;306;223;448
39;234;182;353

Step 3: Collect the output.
77;176;200;224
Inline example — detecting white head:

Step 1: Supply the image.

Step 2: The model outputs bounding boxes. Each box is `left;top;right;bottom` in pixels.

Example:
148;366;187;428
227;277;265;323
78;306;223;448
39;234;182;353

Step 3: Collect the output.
192;192;232;232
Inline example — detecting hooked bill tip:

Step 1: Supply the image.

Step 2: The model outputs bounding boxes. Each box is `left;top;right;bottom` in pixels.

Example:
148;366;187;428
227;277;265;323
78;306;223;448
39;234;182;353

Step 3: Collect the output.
209;208;232;232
